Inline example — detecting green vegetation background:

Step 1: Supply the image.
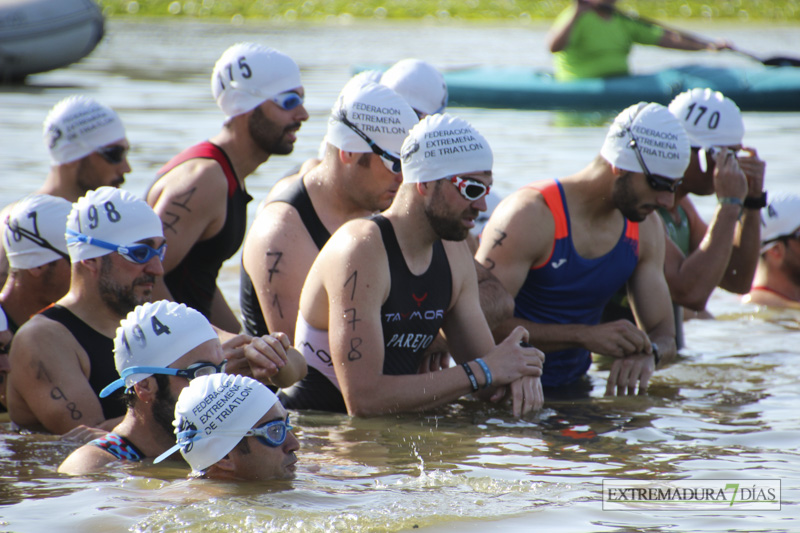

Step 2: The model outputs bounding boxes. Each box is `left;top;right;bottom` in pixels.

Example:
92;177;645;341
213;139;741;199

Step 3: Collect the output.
98;0;800;21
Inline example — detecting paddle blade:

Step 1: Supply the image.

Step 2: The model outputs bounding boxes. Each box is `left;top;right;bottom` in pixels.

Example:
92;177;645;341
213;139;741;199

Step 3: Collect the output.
763;56;800;67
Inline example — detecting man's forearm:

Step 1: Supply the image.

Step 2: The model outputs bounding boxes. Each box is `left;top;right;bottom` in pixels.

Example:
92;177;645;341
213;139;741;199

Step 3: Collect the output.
720;209;760;294
670;204;739;310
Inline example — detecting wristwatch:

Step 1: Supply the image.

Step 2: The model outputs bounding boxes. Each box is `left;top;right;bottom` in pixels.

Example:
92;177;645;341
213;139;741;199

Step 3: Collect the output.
743;191;767;209
651;342;661;367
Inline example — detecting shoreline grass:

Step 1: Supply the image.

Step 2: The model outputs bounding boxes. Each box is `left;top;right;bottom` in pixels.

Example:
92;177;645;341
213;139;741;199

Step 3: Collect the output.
99;1;800;22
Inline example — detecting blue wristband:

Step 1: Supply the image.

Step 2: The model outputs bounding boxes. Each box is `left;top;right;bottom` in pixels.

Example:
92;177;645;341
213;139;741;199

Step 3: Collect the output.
474;358;492;389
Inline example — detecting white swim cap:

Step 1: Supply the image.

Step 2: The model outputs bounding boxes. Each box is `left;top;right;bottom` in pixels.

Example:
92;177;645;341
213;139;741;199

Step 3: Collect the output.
4;195;72;269
43;96;126;165
381;59;448;116
348;69;384;90
401;113;493;184
762;193;800;247
601;102;691;180
326;81;418;155
211;43;302;119
66;187;164;263
100;300;219;395
155;373;279;473
668;88;744;148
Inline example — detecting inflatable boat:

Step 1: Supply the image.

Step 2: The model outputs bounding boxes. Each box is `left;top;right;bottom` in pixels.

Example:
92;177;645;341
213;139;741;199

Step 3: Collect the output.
0;0;104;82
442;64;800;112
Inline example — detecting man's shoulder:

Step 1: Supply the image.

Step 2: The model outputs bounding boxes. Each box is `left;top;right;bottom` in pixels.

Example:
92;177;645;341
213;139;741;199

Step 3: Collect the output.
13;310;81;351
58;439;119;475
489;186;555;234
150;157;230;203
319;218;383;265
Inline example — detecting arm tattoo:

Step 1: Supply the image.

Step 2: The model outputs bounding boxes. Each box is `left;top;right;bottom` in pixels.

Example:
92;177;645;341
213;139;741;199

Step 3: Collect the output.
162;211;180;234
271;294;284;319
35;360;53;383
344;308;361;331
347;337;363;361
344;271;358;301
171;188;196;212
492;230;508;249
484;258;496;271
37;361;83;420
266;251;283;283
50;387;83;420
162;187;197;234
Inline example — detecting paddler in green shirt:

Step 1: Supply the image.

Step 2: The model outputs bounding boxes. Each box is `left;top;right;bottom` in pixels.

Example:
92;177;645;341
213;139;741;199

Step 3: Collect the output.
548;0;734;81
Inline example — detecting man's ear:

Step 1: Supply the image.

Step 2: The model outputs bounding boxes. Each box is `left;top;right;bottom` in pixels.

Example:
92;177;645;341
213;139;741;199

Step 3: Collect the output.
416;181;430;196
609;164;626;177
211;453;236;473
764;242;786;263
78;256;103;276
132;376;158;404
25;265;47;279
339;149;356;165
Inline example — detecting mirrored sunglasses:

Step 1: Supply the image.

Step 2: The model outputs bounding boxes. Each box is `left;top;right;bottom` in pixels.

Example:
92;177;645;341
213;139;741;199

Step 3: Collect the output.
628;137;683;193
449;175;490;202
337;113;402;173
245;415;293;448
96;145;128;165
66;230;167;265
271;91;304;111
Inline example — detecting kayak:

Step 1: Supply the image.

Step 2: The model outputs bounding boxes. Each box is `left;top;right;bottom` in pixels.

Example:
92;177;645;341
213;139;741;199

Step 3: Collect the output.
0;0;104;82
442;64;800;112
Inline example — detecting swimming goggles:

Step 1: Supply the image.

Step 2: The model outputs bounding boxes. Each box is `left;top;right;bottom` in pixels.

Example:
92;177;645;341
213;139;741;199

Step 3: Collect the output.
244;415;293;448
154;415;293;464
336;112;402;173
96;145;128;165
6;221;70;261
449;175;490;202
628;134;683;193
99;360;227;397
271;91;304;111
66;229;166;264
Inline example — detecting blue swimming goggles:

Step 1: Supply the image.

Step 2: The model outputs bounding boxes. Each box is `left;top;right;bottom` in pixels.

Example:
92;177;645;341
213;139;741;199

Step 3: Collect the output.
99;360;227;398
153;415;293;464
244;415;293;448
271;91;304;111
66;229;166;264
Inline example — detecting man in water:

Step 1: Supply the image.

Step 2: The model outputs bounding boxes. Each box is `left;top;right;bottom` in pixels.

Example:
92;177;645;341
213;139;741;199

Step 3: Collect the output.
662;89;764;315
603;89;764;333
476;102;686;396
155;373;300;481
7;187;166;434
0;96;131;285
0;195;73;409
147;43;308;333
240;81;418;341
58;301;226;473
282;114;545;416
1;195;74;333
548;0;733;81
744;194;800;309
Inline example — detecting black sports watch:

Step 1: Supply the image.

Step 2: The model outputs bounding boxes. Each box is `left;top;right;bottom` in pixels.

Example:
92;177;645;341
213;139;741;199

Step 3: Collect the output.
651;342;661;367
743;191;767;210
